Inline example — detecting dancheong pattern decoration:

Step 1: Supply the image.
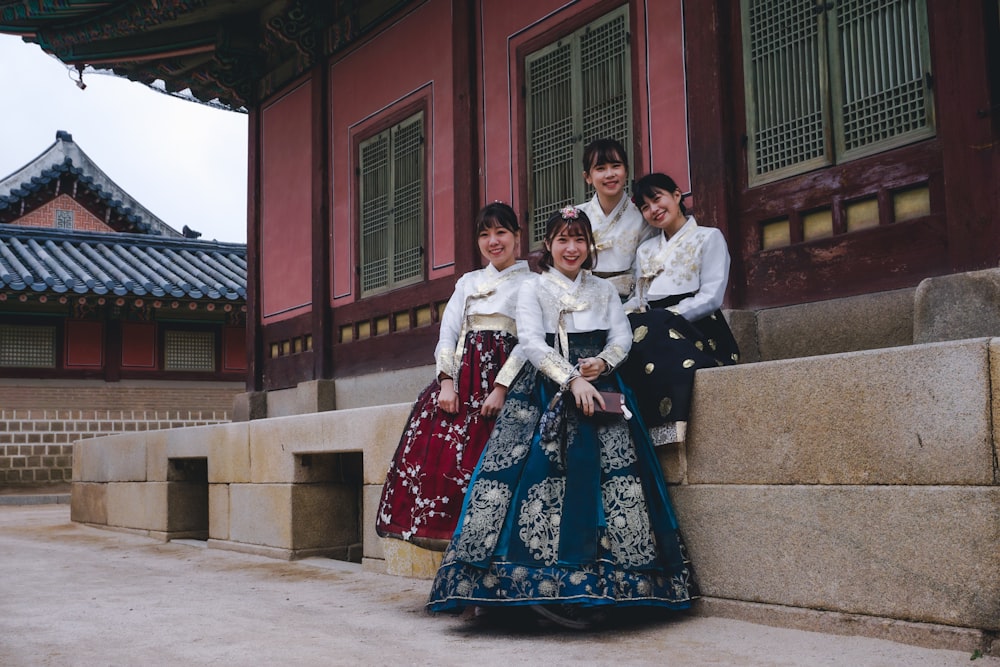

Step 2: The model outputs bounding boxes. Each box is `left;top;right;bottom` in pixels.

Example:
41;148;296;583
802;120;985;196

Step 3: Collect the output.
0;0;414;111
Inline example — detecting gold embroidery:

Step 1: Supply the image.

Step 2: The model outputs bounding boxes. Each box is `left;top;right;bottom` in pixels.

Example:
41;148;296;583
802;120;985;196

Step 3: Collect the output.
601;344;627;369
535;271;620;381
517;478;565;566
539;352;576;387
644;363;655;374
659;397;673;417
633;222;698;309
592;197;631;251
478;395;537;472
494;355;525;389
436;348;458;379
682;359;696;369
694;340;704;351
467;313;517;335
598;422;637;473
669;329;684;340
633;325;648;343
453;479;513;562
601;475;656;567
448;264;530;389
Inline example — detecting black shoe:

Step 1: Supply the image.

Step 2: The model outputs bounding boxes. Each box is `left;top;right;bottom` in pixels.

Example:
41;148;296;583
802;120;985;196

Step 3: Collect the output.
532;604;606;630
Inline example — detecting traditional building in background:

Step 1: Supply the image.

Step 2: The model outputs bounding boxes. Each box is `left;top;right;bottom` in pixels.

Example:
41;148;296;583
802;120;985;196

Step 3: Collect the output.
0;131;247;485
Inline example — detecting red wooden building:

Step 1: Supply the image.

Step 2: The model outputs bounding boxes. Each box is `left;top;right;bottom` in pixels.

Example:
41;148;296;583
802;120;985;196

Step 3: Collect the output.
2;0;996;409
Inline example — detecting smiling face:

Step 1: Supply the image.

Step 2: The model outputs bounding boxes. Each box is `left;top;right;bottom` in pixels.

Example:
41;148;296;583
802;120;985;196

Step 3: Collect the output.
581;139;630;209
477;223;519;270
583;156;628;204
545;222;591;280
638;186;686;237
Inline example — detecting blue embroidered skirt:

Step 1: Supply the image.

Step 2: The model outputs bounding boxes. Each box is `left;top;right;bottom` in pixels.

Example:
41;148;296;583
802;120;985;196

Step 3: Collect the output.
426;331;698;612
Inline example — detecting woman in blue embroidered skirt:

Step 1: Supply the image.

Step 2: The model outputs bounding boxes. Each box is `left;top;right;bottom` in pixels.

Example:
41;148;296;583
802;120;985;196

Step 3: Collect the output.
426;206;698;626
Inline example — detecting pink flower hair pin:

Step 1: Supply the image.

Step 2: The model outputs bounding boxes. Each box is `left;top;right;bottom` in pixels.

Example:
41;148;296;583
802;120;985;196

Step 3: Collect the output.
560;206;579;220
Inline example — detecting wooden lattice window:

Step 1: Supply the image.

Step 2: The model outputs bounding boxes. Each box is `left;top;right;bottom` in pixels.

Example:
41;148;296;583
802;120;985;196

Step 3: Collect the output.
164;330;215;372
742;0;935;186
0;324;56;368
525;6;633;244
359;112;425;297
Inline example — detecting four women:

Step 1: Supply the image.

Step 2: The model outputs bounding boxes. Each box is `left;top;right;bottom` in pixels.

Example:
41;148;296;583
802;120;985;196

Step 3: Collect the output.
425;206;698;627
377;139;737;629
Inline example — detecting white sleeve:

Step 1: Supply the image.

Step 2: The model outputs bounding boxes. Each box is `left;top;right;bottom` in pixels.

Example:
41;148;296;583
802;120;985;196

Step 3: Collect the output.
433;274;468;378
516;279;577;386
672;229;731;322
598;282;632;369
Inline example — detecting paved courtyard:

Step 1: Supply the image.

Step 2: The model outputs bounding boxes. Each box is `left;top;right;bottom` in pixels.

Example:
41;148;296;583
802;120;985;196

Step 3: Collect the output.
0;504;995;666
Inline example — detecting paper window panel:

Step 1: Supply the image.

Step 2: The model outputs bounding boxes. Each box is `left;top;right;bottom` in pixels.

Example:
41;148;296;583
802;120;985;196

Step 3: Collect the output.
0;324;56;368
164;330;216;372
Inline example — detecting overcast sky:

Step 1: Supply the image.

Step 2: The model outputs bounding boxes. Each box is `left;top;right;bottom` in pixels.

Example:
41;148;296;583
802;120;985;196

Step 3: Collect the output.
0;33;249;243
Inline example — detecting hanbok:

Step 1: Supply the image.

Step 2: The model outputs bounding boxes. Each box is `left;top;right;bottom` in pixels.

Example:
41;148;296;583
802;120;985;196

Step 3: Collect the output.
376;261;531;550
427;269;698;612
578;193;653;297
621;217;739;426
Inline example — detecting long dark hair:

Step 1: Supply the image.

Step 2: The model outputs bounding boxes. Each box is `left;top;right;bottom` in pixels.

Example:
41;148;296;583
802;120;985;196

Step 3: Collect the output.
537;207;596;272
631;172;688;216
475;201;520;234
582;137;630;174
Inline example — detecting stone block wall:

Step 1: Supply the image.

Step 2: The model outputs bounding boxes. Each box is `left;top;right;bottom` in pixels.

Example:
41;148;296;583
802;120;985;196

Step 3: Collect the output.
73;405;411;560
0;381;241;485
671;337;999;650
72;338;1000;652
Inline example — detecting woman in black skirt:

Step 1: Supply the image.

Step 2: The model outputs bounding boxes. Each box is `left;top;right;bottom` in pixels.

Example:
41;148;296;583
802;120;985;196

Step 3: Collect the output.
620;173;739;430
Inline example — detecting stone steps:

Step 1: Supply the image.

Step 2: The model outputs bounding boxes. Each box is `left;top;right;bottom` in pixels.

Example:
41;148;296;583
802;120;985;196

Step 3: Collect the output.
71;336;1000;651
668;336;998;641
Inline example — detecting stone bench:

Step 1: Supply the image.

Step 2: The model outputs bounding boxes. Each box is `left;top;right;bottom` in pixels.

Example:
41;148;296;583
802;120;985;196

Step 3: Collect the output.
73;404;412;565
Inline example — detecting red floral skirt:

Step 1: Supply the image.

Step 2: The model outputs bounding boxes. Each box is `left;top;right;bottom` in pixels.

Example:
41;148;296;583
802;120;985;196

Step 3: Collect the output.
376;329;517;550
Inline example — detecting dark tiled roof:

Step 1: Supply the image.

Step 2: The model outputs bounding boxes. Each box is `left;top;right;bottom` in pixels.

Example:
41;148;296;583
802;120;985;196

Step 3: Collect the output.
0;131;183;237
0;157;162;233
0;225;246;301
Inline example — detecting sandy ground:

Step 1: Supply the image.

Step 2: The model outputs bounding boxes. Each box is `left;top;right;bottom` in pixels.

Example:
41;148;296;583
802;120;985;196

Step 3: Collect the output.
0;504;995;667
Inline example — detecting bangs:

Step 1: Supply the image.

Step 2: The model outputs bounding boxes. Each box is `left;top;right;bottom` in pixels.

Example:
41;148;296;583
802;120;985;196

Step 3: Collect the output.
475;202;519;234
551;218;589;239
477;215;516;233
590;146;624;168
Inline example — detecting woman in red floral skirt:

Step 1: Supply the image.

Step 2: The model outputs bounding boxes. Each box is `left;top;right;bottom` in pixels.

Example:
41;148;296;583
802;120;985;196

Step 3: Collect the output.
376;202;532;550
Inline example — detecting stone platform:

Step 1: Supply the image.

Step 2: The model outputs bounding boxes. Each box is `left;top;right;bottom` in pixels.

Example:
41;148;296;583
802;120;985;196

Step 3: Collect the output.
72;336;1000;654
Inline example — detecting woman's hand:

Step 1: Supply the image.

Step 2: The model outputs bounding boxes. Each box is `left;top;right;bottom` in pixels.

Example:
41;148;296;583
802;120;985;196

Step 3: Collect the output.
577;356;607;381
480;385;507;418
569;376;606;417
438;379;459;414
